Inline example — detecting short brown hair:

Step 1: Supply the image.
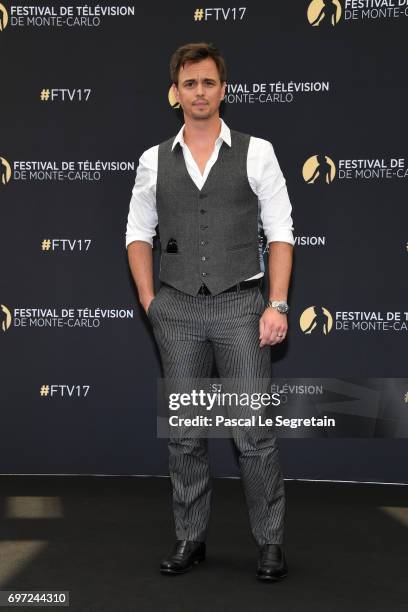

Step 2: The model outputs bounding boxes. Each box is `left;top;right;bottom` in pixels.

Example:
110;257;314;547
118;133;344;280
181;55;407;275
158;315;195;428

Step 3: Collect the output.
170;42;227;85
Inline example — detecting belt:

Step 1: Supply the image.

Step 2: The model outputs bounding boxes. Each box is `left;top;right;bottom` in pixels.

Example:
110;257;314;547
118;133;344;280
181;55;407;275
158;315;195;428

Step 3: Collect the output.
198;279;261;295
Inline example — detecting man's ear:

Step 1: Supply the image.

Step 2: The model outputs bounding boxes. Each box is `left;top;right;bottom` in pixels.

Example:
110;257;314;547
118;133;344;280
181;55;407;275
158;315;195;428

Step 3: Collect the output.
172;83;180;101
220;81;226;100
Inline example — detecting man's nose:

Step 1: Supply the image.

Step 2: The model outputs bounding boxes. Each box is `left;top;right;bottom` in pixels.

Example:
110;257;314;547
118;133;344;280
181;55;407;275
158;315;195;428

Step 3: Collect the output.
196;81;204;96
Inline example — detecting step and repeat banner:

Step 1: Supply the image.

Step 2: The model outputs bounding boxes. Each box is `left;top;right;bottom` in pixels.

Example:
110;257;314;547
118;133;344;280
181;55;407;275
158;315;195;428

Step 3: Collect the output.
1;1;407;482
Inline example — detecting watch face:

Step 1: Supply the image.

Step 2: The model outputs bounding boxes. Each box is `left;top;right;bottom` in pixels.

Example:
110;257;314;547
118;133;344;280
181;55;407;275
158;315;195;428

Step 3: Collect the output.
277;303;289;314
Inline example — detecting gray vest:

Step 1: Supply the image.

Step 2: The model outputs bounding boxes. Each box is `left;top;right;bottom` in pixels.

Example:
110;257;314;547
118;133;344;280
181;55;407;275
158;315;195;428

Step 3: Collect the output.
156;129;261;296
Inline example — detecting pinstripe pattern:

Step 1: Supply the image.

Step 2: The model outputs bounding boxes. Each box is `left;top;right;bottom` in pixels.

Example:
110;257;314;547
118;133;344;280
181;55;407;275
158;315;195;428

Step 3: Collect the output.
148;284;285;546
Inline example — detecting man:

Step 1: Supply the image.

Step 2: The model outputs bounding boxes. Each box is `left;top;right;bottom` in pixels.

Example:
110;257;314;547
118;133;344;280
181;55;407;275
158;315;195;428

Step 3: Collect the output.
126;42;294;581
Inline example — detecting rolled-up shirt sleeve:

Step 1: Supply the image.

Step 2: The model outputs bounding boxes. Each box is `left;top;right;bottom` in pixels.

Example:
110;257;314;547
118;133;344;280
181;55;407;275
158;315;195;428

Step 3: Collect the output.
248;137;294;245
125;145;158;248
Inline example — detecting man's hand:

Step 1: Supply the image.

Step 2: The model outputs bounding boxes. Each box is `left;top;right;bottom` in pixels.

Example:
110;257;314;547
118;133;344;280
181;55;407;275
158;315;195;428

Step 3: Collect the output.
259;307;288;347
141;295;155;315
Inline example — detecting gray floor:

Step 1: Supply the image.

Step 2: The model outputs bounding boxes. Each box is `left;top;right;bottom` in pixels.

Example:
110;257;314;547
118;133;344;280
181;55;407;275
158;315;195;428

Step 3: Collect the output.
0;476;406;611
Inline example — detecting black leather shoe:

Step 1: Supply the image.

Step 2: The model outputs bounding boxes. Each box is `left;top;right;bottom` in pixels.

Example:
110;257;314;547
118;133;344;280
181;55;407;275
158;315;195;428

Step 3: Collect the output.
160;540;206;575
256;544;288;581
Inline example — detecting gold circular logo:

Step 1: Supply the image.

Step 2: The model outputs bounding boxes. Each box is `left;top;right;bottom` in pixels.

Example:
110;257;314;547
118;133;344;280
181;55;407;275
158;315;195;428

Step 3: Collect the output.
1;304;12;332
0;3;9;32
307;0;342;27
300;306;333;335
0;157;12;185
168;86;180;109
302;154;336;184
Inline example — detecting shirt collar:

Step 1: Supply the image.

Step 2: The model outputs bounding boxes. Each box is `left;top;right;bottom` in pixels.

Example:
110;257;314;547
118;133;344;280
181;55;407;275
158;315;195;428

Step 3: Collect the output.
171;118;231;151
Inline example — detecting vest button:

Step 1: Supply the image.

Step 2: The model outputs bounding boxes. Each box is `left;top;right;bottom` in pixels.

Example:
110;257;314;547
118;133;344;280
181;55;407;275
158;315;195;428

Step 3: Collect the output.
199;193;207;199
199;225;208;230
201;256;207;261
201;272;208;277
200;240;206;246
200;209;207;214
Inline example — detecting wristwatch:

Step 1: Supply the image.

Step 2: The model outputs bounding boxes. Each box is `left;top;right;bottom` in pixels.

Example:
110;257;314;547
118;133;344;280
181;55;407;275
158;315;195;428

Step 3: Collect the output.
265;300;289;314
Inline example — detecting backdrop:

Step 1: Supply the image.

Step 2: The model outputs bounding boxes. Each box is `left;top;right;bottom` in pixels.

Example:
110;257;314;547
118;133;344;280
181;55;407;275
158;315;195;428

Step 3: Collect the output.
1;0;407;483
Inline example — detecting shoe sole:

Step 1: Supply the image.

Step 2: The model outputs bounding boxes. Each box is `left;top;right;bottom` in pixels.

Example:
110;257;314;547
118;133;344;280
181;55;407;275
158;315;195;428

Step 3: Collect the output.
256;572;288;582
160;557;206;575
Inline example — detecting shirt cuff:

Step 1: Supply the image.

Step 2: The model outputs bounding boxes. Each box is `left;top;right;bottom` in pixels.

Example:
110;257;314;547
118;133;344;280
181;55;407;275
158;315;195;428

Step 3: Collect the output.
266;229;295;245
125;234;154;248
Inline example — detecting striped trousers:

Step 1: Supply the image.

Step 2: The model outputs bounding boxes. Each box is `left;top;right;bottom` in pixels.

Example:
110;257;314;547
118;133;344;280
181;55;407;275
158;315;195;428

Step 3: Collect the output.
147;283;285;546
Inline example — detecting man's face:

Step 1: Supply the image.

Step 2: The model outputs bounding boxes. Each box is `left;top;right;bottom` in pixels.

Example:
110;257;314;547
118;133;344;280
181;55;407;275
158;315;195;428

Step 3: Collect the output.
172;57;226;121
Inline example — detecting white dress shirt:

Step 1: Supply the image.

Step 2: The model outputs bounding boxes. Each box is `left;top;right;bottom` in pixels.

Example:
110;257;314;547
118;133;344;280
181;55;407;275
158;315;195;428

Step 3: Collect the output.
125;118;294;280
